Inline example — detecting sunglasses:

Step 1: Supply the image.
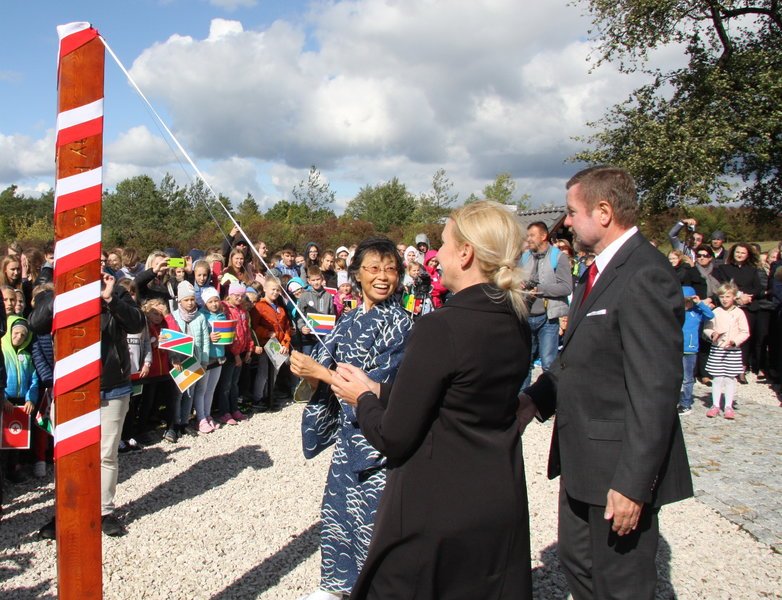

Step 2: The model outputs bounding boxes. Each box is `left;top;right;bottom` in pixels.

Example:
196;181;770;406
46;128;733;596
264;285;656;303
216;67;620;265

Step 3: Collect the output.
696;253;711;258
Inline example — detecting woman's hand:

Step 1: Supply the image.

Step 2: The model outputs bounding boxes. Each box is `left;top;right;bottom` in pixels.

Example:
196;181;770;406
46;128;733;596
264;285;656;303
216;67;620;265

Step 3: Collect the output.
290;350;327;385
139;364;151;379
332;363;380;405
210;332;221;343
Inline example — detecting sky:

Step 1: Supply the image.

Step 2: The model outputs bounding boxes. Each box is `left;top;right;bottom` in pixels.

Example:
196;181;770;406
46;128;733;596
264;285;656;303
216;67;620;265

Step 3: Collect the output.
0;0;684;212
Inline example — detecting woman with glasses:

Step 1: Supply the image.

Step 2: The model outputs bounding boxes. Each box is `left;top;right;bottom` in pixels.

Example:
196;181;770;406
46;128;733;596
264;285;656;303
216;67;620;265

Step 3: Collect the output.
333;201;533;600
290;237;413;600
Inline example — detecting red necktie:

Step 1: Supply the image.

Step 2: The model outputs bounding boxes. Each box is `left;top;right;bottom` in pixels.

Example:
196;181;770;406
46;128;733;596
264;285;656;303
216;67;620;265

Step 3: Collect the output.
580;262;598;305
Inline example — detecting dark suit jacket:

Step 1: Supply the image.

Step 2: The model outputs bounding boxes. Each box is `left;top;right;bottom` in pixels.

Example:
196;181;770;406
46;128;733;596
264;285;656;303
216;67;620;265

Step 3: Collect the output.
528;231;693;507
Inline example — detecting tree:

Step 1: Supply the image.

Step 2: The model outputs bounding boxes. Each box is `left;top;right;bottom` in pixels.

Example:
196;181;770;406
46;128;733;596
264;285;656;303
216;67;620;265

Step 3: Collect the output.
103;175;169;250
344;178;417;232
481;173;531;210
573;1;782;215
414;168;458;223
236;193;260;224
292;165;336;212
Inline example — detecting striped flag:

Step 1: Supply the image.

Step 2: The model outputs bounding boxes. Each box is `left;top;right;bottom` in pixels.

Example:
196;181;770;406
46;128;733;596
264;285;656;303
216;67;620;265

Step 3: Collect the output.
159;328;194;356
169;356;205;393
211;320;236;345
307;312;336;334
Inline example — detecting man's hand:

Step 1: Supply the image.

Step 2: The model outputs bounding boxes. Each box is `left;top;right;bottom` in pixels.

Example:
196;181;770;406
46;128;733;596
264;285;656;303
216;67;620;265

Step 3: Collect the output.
23;401;34;415
682;218;697;227
139;364;151;379
605;489;643;536
517;393;537;434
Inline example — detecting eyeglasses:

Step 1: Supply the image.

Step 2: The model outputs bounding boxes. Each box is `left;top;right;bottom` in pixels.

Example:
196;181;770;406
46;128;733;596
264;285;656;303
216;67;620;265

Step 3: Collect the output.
361;265;398;275
696;253;711;258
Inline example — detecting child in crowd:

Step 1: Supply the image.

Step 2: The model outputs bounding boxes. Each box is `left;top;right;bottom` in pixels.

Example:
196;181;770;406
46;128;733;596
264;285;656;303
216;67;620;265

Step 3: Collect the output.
215;283;253;425
334;271;357;319
403;261;422;293
136;298;176;444
296;266;335;356
703;281;750;419
117;279;151;452
2;286;16;316
193;287;226;433
14;289;25;316
678;286;714;415
29;284;54;475
423;250;447;308
251;278;292;409
191;259;212;308
164;281;211;441
2;316;42;481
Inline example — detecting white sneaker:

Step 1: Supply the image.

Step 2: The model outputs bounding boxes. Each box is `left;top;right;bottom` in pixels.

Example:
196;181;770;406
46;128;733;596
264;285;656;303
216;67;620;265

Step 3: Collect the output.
33;461;47;478
297;590;343;600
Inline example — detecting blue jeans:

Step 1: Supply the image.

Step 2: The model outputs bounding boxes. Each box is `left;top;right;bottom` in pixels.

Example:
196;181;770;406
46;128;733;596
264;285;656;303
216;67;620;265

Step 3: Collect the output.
680;353;697;409
523;313;560;389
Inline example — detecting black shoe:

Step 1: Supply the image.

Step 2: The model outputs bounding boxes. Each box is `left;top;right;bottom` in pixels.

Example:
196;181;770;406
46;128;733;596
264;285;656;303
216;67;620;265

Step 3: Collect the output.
118;440;131;454
126;438;143;452
737;373;748;384
135;431;154;445
101;514;126;537
38;517;56;540
163;429;178;443
677;405;692;415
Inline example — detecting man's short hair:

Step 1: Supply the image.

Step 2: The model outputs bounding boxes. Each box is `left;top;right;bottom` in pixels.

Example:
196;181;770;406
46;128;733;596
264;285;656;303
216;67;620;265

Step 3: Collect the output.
527;221;549;234
281;243;296;254
693;245;714;258
306;265;323;279
566;166;638;228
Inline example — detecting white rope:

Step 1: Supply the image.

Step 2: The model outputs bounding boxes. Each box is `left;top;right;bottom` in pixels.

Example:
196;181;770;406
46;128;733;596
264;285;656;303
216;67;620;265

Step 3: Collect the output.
99;34;335;361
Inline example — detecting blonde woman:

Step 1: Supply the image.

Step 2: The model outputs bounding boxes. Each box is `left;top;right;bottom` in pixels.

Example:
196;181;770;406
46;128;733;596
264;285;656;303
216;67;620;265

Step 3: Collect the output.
333;201;533;599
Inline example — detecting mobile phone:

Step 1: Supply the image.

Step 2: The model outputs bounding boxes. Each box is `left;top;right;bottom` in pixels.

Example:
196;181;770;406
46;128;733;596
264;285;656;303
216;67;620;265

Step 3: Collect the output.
168;257;185;268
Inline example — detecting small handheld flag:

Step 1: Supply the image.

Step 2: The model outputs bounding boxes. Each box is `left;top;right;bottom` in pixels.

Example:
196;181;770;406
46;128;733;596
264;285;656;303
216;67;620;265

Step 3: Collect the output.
169;356;205;393
1;405;32;449
159;328;195;356
307;312;336;334
211;319;237;345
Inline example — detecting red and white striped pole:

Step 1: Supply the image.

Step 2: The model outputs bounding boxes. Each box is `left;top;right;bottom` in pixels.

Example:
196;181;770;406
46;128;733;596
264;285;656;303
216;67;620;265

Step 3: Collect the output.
53;21;104;599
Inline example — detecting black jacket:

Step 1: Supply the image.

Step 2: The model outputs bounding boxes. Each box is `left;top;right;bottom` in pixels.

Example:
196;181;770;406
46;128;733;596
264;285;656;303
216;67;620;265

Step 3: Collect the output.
27;287;145;392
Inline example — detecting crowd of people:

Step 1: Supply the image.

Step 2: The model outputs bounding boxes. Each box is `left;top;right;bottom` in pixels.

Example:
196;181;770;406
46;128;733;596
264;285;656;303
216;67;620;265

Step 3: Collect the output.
0;172;780;598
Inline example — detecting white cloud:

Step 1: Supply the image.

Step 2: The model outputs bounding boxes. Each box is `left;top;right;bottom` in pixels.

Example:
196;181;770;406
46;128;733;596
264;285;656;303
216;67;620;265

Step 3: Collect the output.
0;131;54;184
107;125;174;167
18;0;684;209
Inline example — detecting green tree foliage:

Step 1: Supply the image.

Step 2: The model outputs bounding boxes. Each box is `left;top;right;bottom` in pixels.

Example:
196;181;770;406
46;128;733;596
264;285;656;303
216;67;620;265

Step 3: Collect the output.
236;193;260;224
413;168;458;223
292;165;336;212
0;185;54;244
574;1;782;215
480;173;531;210
343;178;417;232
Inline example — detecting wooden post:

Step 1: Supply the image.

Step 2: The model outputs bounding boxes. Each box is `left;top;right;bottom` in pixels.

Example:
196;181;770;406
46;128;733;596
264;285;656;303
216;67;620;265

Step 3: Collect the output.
53;22;105;599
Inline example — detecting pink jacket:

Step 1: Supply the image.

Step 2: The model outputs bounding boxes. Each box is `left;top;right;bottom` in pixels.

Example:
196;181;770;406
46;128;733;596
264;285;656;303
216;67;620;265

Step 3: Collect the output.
703;306;750;348
221;301;253;355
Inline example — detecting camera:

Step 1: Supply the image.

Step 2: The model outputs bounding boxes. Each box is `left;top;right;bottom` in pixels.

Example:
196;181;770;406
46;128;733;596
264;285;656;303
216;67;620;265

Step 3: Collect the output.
413;271;432;297
522;279;539;291
168;257;185;268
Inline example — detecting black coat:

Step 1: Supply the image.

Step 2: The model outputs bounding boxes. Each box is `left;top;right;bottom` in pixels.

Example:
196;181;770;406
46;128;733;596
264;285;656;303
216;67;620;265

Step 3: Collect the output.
352;284;533;600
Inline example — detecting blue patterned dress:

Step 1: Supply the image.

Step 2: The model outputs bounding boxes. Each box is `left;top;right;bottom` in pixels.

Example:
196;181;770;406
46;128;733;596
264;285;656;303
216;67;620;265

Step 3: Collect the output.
302;299;412;595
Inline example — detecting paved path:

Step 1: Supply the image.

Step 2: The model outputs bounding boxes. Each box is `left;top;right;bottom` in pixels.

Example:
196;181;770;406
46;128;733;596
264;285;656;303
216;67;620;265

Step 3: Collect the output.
680;380;782;552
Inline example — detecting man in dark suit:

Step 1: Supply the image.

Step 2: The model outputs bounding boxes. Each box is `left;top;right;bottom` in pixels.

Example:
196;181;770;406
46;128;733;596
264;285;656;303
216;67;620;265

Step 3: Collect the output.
522;166;693;600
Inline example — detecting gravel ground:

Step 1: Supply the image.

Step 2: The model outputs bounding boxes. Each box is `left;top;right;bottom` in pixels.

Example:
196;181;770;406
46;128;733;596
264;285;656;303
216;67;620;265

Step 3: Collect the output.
1;378;781;600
